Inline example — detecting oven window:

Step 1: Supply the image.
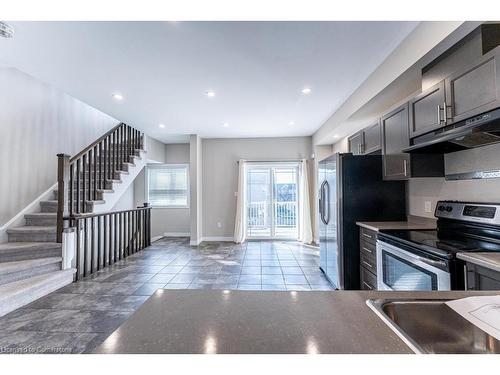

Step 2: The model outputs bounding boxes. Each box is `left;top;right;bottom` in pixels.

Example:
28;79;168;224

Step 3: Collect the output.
382;251;438;290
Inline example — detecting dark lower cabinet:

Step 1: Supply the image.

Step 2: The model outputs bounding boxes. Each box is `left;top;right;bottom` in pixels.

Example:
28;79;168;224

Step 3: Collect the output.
465;263;500;290
359;226;377;290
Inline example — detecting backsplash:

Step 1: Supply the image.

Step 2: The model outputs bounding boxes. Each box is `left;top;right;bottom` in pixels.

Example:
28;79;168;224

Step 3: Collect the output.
408;143;500;218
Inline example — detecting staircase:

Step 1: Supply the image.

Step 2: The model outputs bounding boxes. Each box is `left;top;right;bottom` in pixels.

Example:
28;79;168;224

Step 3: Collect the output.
0;123;146;317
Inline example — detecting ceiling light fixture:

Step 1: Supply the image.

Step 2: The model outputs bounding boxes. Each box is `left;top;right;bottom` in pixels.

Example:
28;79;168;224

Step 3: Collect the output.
289;121;295;126
0;22;14;38
223;122;229;128
301;87;312;95
206;90;216;98
112;93;124;101
333;134;339;138
159;123;166;129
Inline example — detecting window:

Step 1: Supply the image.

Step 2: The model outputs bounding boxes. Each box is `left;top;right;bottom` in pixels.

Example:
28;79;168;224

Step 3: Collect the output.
147;164;189;207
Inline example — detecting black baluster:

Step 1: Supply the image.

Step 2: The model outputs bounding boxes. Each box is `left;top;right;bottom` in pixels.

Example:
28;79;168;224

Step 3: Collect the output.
104;214;108;267
93;145;98;200
98;142;103;191
112;131;117;180
113;214;118;263
97;216;101;271
105;137;109;182
127;211;134;254
69;163;74;217
122;212;126;259
82;155;86;213
90;217;95;274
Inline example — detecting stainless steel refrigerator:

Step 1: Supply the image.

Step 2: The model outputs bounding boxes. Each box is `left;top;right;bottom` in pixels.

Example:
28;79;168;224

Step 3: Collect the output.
318;153;406;290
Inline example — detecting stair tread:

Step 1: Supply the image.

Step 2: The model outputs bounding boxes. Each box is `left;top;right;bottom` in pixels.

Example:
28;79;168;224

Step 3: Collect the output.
0;269;76;316
0;242;62;252
24;213;57;218
7;226;56;233
0;257;62;275
41;199;106;205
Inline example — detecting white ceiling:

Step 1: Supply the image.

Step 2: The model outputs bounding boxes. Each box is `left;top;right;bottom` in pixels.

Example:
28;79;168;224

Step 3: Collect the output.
1;21;419;143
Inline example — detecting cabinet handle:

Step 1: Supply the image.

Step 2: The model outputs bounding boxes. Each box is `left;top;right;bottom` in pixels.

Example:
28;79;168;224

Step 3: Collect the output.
362;260;373;269
444;101;450;122
362;247;373;254
403;159;408;176
363;281;373;290
437;104;442;124
362;233;372;239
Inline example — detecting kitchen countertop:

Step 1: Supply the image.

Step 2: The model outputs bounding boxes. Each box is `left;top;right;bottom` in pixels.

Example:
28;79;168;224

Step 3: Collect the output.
93;289;494;354
356;218;436;232
457;252;500;273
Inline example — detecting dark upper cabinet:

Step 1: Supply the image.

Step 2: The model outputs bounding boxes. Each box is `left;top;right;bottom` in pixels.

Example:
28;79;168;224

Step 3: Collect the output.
381;103;411;180
362;122;381;154
347;123;381;155
445;47;500;124
409;80;446;138
348;131;364;155
381;103;444;180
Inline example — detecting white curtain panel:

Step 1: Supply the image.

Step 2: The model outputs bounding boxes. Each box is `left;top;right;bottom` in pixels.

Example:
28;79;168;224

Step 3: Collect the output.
233;159;246;243
299;159;314;244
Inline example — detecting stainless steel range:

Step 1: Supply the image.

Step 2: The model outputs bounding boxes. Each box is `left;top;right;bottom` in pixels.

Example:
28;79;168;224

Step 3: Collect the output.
377;201;500;291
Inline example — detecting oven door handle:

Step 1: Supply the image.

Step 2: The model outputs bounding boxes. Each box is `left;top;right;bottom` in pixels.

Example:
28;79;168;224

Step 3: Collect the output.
416;256;447;269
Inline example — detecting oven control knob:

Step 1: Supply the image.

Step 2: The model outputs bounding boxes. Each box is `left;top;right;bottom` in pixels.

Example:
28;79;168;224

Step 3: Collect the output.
445;206;453;212
438;206;445;212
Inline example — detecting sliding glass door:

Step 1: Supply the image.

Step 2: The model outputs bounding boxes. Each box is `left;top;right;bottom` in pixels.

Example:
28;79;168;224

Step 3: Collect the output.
246;163;299;239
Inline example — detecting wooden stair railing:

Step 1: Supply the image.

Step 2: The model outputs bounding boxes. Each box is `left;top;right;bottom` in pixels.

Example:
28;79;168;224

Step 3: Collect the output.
56;123;144;243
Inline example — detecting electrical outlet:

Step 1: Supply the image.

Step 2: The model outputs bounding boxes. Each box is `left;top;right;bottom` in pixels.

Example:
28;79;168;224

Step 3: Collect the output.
424;201;432;213
217;222;222;228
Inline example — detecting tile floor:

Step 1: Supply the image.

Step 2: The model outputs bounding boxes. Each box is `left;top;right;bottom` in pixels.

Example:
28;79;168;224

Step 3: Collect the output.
0;238;332;353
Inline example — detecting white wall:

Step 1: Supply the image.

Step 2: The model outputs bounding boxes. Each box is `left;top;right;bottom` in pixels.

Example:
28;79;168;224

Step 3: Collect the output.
0;67;118;227
112;183;135;211
202;137;313;239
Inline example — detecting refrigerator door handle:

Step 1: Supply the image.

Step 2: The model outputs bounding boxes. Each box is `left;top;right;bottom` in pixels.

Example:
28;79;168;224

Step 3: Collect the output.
319;181;327;224
324;180;330;224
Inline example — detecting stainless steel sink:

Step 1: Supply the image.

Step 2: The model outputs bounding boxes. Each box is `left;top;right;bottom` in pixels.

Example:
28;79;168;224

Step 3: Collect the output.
367;299;500;354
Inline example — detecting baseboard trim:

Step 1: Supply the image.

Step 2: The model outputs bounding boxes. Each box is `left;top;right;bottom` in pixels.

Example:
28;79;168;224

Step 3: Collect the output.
162;232;190;238
201;236;234;242
0;182;57;243
151;235;164;243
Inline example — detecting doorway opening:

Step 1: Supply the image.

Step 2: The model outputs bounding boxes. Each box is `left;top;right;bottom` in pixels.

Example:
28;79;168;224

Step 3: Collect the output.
246;163;300;239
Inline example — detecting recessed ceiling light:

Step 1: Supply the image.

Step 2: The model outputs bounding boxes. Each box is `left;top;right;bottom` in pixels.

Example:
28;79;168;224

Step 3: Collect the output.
223;122;229;128
333;134;339;138
159;123;166;129
112;93;124;101
206;90;216;98
289;121;295;126
301;87;312;95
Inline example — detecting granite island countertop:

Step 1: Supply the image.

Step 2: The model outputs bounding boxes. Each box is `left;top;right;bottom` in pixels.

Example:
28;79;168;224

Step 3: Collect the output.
457;252;500;273
93;289;496;354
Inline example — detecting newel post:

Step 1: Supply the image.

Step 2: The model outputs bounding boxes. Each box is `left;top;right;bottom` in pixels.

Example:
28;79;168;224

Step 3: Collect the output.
143;202;151;246
56;154;71;243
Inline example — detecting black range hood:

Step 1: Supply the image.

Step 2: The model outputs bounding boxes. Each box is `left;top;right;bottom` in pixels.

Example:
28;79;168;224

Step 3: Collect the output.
404;107;500;154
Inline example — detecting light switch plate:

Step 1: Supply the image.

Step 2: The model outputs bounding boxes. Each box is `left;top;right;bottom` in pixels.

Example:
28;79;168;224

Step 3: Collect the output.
424;201;432;213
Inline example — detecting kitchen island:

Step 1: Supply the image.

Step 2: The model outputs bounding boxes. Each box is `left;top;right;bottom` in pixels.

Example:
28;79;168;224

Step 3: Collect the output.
94;289;496;354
